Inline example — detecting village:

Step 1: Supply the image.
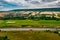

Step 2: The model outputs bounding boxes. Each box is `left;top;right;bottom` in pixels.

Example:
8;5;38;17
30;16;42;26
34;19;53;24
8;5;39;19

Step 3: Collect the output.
0;11;60;20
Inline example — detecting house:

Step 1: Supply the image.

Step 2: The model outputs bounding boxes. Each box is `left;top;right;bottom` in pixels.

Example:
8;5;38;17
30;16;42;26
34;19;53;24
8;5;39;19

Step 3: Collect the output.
40;12;53;18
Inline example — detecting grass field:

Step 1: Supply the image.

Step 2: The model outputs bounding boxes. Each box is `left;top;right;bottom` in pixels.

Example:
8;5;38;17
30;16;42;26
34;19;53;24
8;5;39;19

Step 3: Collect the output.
0;31;60;40
0;20;60;28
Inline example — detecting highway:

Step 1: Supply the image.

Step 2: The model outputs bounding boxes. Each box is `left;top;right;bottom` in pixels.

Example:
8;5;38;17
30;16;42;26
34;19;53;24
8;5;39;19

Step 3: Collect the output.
0;28;60;31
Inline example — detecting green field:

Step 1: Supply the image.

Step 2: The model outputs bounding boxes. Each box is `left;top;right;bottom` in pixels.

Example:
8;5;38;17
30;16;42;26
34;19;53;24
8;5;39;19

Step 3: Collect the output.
0;31;60;40
0;20;60;28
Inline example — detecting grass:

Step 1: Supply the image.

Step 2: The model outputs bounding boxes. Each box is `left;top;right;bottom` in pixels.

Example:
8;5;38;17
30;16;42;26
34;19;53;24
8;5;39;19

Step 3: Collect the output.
0;20;60;28
0;31;60;40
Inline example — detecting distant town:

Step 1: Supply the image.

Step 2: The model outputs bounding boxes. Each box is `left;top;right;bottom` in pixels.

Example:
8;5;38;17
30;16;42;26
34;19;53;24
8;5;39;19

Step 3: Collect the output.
0;11;60;20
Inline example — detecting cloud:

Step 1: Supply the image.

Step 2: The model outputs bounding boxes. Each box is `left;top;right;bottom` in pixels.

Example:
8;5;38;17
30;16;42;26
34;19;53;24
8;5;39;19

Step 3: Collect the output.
0;0;60;11
42;0;57;2
0;0;27;11
4;0;60;8
0;6;4;8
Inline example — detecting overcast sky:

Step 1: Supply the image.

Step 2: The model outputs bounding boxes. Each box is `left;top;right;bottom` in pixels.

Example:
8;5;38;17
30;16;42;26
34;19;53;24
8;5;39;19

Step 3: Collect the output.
0;0;60;11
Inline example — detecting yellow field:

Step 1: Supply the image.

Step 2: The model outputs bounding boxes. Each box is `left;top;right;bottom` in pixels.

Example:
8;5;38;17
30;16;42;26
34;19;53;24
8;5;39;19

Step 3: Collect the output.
0;31;60;40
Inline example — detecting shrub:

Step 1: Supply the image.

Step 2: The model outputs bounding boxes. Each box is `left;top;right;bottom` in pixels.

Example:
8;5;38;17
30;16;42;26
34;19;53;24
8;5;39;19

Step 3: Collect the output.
54;31;59;34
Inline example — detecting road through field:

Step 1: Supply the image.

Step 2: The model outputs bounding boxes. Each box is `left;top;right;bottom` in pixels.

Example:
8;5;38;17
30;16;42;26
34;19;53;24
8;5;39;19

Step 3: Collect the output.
0;28;60;31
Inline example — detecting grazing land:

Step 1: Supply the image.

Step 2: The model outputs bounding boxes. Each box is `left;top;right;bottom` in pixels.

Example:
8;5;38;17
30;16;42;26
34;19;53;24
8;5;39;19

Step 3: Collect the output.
0;31;60;40
0;20;60;28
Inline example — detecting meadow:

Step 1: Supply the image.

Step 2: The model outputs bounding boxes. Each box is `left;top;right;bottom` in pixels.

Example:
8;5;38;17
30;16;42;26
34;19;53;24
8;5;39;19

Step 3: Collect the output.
0;20;60;28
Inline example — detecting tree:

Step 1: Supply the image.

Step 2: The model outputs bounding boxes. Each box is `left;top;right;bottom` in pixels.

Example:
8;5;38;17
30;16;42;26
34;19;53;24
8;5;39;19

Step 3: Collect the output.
57;14;60;17
40;14;46;20
37;12;41;20
52;12;56;20
3;36;9;40
0;36;10;40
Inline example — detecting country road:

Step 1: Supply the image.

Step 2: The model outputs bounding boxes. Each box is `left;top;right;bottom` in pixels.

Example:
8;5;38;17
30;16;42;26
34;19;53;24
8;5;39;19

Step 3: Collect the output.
0;28;60;31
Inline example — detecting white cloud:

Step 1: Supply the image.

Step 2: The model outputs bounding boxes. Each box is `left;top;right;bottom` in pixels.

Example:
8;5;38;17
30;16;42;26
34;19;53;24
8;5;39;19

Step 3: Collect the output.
4;0;60;8
0;6;4;9
0;6;27;11
0;0;59;11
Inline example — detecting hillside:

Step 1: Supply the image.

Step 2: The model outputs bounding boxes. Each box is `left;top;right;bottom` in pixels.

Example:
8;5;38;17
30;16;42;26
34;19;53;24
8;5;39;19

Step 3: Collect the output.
10;8;60;11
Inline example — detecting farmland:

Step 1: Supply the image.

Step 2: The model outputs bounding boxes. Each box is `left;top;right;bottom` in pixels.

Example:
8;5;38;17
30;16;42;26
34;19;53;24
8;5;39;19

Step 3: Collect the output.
0;20;60;28
0;31;60;40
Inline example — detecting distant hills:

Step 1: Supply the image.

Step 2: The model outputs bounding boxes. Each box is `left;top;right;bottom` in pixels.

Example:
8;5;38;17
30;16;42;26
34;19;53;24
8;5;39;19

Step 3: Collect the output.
1;8;60;12
10;8;60;12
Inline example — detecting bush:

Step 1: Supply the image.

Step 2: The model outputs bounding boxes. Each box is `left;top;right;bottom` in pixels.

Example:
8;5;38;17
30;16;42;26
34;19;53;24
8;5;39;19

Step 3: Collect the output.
58;34;60;36
45;30;51;32
3;36;10;40
21;25;29;27
0;36;9;40
54;31;59;34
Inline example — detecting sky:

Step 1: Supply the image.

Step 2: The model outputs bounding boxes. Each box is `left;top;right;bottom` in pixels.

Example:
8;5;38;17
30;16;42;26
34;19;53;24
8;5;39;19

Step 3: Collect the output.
0;0;60;11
